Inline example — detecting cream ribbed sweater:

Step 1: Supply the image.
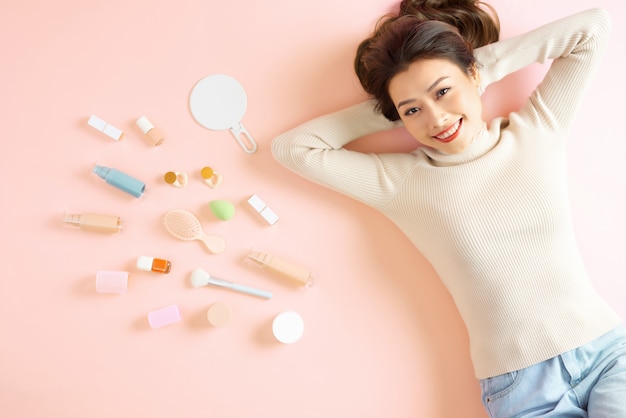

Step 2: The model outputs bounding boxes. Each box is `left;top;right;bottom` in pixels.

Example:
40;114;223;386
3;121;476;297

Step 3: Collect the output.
271;8;621;379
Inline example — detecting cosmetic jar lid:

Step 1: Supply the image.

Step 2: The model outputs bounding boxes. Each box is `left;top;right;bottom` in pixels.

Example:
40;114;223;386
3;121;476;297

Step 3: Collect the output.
272;311;304;344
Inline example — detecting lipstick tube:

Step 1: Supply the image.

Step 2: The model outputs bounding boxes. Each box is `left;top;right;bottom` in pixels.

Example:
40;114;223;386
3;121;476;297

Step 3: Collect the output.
247;194;279;225
87;115;124;141
247;249;314;287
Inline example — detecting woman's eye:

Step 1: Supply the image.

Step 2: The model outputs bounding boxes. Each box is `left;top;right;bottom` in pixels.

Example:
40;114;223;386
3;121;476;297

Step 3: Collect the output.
404;107;420;116
437;88;450;98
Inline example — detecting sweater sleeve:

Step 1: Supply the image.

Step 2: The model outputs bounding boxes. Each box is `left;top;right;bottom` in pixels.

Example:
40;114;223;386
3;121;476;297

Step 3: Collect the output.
475;8;611;134
271;100;415;209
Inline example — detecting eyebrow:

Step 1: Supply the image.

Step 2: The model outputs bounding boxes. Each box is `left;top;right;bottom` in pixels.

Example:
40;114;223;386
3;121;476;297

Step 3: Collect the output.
396;76;450;109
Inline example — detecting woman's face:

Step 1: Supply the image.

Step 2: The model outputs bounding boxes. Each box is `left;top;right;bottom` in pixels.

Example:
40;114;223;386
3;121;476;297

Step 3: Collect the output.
388;58;484;154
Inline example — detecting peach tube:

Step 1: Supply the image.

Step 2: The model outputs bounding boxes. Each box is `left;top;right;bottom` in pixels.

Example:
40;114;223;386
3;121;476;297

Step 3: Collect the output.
64;212;122;233
247;249;314;287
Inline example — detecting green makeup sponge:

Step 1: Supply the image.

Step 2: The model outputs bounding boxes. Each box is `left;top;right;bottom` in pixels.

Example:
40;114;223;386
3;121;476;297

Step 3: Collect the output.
209;200;235;221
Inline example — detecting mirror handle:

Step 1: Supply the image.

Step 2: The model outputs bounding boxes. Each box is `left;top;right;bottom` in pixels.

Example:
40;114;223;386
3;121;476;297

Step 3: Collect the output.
229;123;257;154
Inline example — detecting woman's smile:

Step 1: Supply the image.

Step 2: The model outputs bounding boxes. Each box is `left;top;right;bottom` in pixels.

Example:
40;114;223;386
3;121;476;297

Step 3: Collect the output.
433;118;462;142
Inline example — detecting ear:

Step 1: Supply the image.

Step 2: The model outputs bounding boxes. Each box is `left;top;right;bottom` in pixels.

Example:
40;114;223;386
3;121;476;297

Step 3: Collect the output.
468;64;480;86
469;64;484;95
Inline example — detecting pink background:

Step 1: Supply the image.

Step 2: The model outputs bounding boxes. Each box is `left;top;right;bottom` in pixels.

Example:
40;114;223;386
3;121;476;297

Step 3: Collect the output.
1;0;624;417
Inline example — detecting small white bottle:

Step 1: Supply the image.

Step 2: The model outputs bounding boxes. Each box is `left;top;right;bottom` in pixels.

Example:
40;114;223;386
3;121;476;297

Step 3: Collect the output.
136;256;171;274
136;116;165;146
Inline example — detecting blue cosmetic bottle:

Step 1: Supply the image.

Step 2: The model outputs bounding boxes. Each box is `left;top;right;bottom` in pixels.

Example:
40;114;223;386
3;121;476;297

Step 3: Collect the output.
92;164;146;198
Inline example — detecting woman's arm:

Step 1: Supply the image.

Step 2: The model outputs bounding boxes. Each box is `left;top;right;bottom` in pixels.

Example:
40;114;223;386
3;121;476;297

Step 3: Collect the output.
271;101;414;209
475;8;611;133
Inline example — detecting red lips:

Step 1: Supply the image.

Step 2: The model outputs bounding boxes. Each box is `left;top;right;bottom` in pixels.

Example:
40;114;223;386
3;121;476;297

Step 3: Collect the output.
433;119;462;143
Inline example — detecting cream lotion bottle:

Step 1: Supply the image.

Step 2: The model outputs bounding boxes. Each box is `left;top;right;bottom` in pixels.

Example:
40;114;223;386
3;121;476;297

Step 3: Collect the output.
63;212;123;233
247;249;314;287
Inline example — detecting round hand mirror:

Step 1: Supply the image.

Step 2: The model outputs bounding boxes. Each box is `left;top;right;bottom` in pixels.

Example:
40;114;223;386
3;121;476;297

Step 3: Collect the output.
189;74;257;154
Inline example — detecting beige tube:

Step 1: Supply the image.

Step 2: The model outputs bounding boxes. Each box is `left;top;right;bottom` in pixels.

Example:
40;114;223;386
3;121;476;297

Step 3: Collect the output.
247;249;314;287
63;212;122;233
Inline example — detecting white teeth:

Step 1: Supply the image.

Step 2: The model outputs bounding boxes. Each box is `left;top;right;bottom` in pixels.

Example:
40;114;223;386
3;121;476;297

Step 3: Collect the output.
435;120;460;140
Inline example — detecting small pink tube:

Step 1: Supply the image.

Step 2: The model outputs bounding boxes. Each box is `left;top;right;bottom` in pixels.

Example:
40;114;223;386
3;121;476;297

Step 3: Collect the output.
148;305;182;329
96;271;128;294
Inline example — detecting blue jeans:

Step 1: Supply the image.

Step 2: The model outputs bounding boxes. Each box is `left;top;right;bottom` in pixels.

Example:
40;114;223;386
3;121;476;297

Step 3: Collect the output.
479;325;626;417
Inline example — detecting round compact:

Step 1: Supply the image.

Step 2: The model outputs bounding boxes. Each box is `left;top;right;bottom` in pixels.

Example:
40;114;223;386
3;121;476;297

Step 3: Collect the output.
272;311;304;344
207;302;232;327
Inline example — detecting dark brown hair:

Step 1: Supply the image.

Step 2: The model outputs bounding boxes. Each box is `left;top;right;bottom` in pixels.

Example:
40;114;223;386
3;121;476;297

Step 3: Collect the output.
355;0;500;121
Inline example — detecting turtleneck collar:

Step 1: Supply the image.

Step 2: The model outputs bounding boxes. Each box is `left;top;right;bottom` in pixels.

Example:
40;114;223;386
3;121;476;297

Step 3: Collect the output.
418;122;499;166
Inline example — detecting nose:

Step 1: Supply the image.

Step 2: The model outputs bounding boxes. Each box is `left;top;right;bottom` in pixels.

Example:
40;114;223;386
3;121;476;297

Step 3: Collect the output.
426;104;448;129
